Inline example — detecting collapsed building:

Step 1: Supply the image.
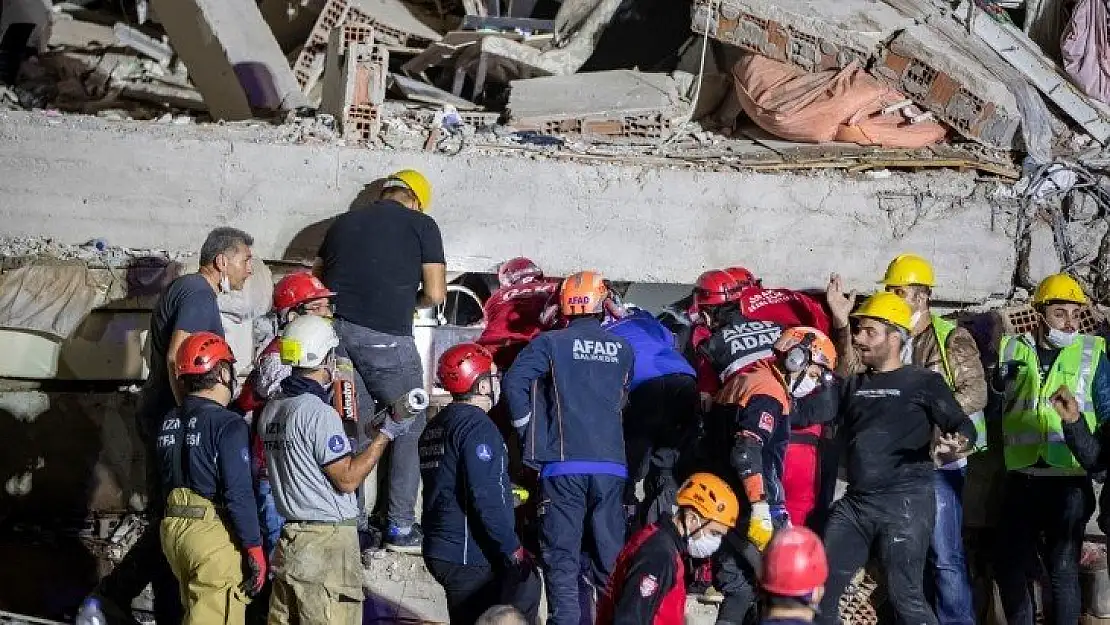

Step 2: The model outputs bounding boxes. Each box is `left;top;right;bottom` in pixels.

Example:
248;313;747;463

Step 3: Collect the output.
4;0;1110;622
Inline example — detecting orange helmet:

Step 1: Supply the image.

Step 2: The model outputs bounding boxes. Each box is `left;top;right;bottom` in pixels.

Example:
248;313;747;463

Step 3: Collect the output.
774;326;837;372
676;472;739;527
560;271;609;316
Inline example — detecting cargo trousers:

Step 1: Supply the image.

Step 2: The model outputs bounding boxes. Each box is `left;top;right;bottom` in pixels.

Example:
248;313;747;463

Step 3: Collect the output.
269;521;363;625
160;488;251;625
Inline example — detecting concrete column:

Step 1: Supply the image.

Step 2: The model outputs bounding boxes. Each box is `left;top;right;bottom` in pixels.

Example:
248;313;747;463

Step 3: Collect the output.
150;0;309;120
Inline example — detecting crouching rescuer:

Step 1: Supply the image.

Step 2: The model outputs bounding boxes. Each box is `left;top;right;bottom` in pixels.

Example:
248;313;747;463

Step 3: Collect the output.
420;342;541;625
759;527;828;625
710;326;837;625
596;473;738;625
157;332;266;625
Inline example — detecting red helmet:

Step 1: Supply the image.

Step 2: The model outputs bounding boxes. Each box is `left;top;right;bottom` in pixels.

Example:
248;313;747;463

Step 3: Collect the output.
176;332;236;377
761;526;828;598
694;270;741;309
498;257;543;287
273;272;335;312
724;266;760;288
438;343;495;394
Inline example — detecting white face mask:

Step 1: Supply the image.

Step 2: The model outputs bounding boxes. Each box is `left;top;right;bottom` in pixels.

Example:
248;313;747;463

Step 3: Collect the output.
1048;327;1078;348
791;375;819;398
219;273;231;294
688;532;722;558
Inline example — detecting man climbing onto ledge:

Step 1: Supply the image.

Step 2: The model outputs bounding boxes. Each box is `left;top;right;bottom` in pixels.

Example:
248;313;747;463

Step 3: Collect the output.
314;168;446;553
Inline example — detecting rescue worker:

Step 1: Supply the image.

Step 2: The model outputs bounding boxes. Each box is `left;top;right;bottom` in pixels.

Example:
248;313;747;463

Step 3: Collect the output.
157;332;266;625
692;268;834;528
315;168;446;553
504;270;634;625
477;257;561;373
259;316;416;625
419;343;541;625
603;302;698;528
595;473;739;625
236;271;336;560
95;226;255;624
712;327;838;625
992;273;1110;625
759;527;827;625
815;289;977;625
839;255;985;625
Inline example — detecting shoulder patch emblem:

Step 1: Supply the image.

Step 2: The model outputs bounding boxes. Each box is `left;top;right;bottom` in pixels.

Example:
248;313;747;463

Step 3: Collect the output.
476;443;493;462
639;574;659;598
758;411;775;433
328;434;347;454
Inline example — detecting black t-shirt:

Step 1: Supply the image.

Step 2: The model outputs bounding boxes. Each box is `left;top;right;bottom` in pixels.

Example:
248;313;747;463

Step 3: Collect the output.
319;200;445;336
144;274;224;421
838;365;977;494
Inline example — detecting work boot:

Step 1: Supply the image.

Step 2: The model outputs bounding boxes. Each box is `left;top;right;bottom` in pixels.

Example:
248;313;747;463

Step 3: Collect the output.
384;522;423;555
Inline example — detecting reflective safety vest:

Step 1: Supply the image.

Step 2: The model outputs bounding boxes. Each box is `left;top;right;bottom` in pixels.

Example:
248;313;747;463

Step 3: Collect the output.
999;332;1106;472
931;315;987;451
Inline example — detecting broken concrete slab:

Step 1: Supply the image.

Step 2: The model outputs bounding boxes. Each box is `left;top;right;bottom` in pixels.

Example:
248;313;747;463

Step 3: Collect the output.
690;0;913;73
293;0;440;94
873;24;1022;150
507;70;684;139
473;0;622;78
970;7;1110;145
0;111;1020;301
149;0;309;120
0;0;53;53
391;73;482;110
691;0;1027;149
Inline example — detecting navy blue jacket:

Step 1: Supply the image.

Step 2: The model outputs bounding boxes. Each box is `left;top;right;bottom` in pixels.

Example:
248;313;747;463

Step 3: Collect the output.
604;308;695;390
157;395;262;548
419;402;520;567
504;317;634;467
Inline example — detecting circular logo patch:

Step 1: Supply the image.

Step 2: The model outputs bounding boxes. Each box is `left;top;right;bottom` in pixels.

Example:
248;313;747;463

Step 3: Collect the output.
476;443;493;462
328;434;347;453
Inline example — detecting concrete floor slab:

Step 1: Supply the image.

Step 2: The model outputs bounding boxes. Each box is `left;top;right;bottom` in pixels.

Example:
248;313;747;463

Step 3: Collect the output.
507;71;683;126
0;111;1018;301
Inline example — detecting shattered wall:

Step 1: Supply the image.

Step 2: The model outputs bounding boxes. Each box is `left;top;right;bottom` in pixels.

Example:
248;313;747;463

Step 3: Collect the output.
0;110;1027;301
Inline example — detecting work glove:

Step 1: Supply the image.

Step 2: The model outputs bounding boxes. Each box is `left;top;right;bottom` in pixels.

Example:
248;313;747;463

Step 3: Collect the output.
747;501;774;552
241;545;268;598
511;483;530;508
379;415;415;441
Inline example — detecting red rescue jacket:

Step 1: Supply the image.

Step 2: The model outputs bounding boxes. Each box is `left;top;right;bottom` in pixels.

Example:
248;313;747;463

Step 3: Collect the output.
477;277;560;369
597;520;687;625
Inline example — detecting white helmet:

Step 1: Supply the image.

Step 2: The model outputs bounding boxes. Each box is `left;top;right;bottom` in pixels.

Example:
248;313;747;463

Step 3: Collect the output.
280;316;339;368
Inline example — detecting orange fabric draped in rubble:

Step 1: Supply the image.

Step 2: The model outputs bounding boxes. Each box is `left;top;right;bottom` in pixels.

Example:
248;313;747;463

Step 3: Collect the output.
731;54;948;148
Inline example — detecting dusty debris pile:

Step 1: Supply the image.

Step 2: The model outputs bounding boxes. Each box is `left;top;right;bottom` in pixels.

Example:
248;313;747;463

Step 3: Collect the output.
0;0;1108;177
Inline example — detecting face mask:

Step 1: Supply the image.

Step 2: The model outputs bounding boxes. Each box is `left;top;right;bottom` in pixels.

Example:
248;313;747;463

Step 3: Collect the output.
1048;327;1078;348
791;375;818;398
688;532;722;558
219;273;231;294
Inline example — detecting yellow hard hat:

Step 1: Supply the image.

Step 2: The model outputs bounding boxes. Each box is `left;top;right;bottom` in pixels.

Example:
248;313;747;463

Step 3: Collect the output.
879;254;935;287
1033;273;1089;306
387;169;432;211
851;292;914;332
